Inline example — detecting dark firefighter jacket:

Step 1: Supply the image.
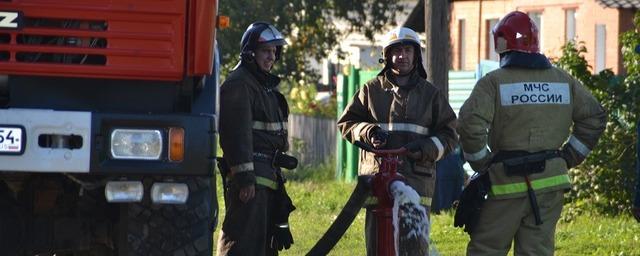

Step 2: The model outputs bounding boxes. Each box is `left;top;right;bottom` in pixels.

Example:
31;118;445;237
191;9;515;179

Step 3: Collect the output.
338;70;458;202
457;64;607;199
219;62;289;189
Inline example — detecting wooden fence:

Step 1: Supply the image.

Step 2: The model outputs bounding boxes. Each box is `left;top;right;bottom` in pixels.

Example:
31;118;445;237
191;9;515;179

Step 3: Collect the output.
287;114;336;166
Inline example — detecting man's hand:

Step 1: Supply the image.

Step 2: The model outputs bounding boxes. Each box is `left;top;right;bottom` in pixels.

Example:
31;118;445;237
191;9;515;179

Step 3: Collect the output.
370;129;389;149
372;137;387;149
559;146;584;169
239;185;255;203
233;171;256;203
633;207;640;222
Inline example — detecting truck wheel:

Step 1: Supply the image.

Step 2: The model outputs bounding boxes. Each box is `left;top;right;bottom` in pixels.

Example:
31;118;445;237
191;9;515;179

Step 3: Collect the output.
0;182;23;256
123;176;216;256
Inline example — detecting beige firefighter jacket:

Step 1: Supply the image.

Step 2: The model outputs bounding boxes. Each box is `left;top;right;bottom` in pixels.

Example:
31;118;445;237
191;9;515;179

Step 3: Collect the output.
338;70;458;199
219;62;289;189
458;66;606;199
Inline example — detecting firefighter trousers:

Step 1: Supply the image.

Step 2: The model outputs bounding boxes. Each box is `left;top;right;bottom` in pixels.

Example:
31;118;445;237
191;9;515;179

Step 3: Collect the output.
467;190;564;256
217;184;277;256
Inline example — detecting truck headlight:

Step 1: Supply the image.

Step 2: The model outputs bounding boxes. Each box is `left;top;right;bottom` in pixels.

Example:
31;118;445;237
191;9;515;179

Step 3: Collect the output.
151;183;189;204
105;181;144;203
110;129;162;160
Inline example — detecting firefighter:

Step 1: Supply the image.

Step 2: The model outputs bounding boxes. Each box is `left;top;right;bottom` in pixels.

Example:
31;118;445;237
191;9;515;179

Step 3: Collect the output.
217;22;295;256
457;11;606;255
337;26;458;255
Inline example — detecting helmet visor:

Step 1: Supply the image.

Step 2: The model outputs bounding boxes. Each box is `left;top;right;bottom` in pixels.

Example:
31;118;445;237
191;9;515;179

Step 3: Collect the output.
258;25;287;46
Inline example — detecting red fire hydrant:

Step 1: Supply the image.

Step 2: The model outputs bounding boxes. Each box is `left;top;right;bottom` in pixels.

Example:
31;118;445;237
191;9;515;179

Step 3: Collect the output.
370;148;407;256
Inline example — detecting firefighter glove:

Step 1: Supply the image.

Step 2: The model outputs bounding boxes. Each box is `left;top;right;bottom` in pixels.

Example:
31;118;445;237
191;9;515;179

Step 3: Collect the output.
559;145;583;169
271;223;294;250
271;175;296;250
369;127;388;149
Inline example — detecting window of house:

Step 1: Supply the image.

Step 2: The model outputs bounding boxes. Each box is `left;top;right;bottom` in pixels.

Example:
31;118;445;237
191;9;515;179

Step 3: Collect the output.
486;18;499;61
458;19;466;70
595;24;606;73
528;11;543;52
565;9;576;42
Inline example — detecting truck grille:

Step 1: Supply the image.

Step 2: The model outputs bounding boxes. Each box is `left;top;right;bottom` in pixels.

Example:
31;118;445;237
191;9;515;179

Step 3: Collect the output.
12;17;107;65
0;0;187;81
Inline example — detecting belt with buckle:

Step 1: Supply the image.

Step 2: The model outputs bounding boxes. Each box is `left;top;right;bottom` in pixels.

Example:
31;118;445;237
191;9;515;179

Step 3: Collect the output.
253;152;275;163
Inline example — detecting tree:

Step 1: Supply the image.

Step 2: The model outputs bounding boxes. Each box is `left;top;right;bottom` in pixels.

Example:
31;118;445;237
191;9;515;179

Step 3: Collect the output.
424;0;450;98
218;0;404;86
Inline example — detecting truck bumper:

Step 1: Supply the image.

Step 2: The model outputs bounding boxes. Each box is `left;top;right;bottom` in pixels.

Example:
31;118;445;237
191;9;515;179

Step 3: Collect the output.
0;108;216;176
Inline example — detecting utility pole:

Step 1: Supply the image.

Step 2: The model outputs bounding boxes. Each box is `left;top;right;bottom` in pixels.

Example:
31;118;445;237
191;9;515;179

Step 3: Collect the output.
425;0;451;99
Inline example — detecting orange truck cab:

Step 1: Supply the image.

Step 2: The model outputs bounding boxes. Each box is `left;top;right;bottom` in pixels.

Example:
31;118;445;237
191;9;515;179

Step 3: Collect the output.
0;1;221;255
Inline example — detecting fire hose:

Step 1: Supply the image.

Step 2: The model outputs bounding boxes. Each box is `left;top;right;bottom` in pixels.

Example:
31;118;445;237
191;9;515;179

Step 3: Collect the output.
306;175;371;256
307;141;408;256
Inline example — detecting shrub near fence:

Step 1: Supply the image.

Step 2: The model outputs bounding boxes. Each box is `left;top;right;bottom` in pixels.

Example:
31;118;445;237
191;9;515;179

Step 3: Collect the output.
288;114;336;166
554;39;638;218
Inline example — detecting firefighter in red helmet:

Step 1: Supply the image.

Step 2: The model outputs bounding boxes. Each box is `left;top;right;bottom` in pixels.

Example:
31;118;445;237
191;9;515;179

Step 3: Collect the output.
217;22;296;255
492;11;540;54
457;11;606;255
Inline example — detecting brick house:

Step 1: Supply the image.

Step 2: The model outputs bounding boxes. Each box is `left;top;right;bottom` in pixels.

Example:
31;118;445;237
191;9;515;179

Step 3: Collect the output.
449;0;637;74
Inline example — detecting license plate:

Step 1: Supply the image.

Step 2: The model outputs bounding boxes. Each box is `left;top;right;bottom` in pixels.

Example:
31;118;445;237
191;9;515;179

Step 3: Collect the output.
0;126;24;154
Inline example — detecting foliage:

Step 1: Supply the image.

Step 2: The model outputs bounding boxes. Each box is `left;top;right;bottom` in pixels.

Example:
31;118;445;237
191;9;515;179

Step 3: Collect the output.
283;158;336;182
316;96;338;118
285;81;337;118
553;23;639;218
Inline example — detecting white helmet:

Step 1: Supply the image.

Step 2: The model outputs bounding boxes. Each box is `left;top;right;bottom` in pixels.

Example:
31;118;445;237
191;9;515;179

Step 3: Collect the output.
382;27;422;52
379;27;427;79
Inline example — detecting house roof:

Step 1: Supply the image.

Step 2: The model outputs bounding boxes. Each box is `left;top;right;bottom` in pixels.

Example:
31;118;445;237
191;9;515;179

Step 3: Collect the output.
403;0;456;33
597;0;640;8
403;0;425;32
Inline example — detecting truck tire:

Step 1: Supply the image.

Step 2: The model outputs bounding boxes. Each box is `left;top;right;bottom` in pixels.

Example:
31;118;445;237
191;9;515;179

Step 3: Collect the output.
0;182;24;256
123;176;216;256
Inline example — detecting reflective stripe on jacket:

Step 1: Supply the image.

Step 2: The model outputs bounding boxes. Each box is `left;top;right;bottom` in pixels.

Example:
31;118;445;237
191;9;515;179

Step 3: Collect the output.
458;66;606;199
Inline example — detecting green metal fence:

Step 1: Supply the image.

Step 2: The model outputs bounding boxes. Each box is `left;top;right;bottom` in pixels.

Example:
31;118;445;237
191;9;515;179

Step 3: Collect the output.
448;71;476;116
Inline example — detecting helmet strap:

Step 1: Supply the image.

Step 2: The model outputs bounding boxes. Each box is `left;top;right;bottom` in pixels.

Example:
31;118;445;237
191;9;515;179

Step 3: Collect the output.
240;53;255;64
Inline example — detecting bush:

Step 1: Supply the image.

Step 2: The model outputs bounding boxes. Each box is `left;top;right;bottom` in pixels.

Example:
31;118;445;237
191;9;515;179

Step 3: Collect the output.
285;79;337;118
553;24;639;219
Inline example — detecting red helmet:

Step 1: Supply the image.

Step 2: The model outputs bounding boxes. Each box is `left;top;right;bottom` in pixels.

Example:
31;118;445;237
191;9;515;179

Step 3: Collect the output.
492;11;539;54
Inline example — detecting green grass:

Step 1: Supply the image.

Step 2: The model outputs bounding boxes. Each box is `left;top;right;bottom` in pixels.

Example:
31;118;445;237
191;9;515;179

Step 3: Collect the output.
213;164;640;255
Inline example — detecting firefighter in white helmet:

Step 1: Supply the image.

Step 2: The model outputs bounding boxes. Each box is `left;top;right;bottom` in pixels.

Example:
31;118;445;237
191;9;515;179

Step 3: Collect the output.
338;26;458;255
457;11;606;255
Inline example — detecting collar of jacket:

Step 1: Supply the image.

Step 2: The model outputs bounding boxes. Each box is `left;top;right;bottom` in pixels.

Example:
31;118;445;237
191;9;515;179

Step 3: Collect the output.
381;68;423;91
238;59;281;89
499;51;552;69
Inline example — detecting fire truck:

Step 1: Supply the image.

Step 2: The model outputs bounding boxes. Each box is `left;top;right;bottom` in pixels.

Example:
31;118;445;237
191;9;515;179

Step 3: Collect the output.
0;0;221;255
